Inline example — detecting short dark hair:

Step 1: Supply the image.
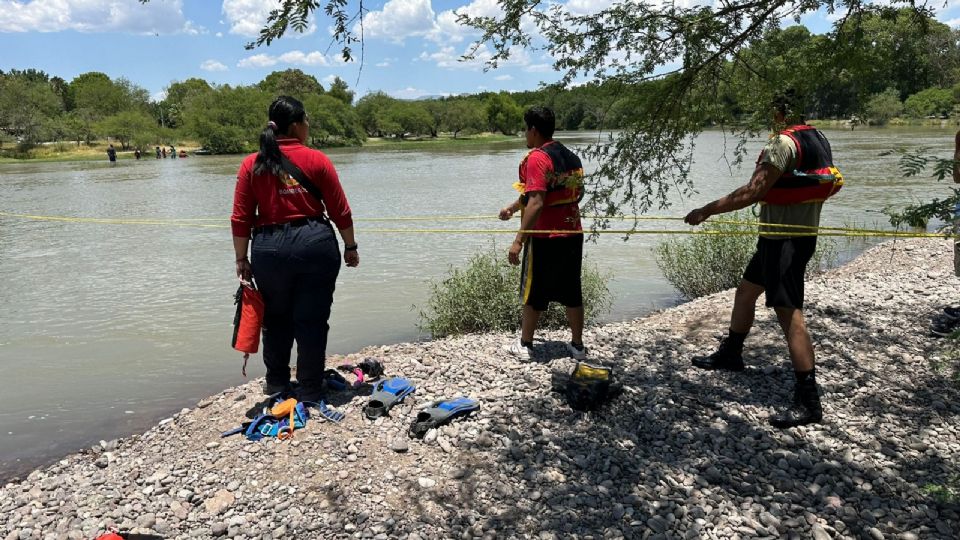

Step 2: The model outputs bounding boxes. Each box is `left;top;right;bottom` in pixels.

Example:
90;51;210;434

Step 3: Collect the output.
772;89;805;122
524;106;555;139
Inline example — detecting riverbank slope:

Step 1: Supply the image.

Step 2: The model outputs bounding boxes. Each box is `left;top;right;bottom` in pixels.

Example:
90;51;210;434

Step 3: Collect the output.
3;238;959;539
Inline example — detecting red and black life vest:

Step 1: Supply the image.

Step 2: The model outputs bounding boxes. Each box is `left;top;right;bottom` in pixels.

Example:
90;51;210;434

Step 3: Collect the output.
761;125;843;205
518;141;585;207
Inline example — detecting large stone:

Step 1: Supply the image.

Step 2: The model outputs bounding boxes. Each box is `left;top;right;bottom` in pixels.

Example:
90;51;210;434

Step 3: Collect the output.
204;490;236;515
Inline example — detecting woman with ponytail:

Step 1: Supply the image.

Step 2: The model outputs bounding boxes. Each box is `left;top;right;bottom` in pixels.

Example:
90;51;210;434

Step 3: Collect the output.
231;95;359;402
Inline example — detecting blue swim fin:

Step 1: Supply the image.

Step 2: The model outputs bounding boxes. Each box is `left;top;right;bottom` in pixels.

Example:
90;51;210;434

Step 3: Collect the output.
409;396;480;438
364;377;416;419
302;400;345;423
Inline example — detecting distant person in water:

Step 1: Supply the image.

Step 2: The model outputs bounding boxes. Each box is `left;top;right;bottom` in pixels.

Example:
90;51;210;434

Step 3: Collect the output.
106;144;117;165
170;145;177;159
161;147;167;158
179;149;188;158
156;146;161;159
134;148;141;160
931;130;960;337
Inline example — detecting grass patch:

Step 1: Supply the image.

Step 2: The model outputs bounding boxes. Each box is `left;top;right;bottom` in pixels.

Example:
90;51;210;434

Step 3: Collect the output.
416;243;613;338
655;211;839;300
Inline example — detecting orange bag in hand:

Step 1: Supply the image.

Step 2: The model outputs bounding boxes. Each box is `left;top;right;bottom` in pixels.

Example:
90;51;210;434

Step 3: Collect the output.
232;284;264;375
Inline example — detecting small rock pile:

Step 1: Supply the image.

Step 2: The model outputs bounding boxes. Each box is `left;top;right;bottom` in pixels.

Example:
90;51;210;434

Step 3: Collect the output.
2;238;959;539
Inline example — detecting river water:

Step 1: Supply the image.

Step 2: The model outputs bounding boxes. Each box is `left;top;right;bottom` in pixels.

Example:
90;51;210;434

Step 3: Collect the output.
0;128;955;480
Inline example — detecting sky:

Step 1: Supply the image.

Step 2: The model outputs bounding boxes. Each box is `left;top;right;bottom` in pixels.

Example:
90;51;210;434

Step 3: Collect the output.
2;0;960;102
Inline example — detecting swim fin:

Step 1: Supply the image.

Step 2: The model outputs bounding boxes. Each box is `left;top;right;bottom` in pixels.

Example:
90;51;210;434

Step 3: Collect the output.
409;397;480;438
364;377;416;419
302;400;345;423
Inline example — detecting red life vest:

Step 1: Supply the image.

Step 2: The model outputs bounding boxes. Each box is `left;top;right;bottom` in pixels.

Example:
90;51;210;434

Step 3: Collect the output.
518;141;584;207
761;125;843;205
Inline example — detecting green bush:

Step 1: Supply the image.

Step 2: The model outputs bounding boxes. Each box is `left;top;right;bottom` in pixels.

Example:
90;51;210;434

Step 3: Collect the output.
655;211;837;300
417;244;613;338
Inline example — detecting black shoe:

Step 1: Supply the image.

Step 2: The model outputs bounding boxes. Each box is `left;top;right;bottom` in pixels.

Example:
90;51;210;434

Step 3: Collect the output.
296;384;326;404
692;338;745;371
262;380;292;396
944;306;960;322
931;319;959;338
770;379;822;428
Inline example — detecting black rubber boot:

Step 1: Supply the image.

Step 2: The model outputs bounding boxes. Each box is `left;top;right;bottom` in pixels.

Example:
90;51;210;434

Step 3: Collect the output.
770;378;823;428
692;337;745;371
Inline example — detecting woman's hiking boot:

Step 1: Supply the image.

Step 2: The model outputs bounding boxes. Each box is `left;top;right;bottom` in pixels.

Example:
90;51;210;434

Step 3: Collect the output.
692;337;745;371
770;378;822;428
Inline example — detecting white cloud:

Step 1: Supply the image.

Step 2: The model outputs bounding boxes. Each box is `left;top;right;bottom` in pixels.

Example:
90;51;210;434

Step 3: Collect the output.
200;59;228;72
0;0;196;34
359;0;437;44
237;54;277;68
376;61;391;67
564;0;616;16
322;74;338;86
420;43;532;71
237;50;341;68
494;74;513;81
222;0;315;38
388;86;449;99
355;0;499;45
215;31;223;37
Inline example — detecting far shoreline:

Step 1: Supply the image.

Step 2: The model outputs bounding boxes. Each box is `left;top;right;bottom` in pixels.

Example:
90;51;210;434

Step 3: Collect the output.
0;133;522;164
3;123;959;164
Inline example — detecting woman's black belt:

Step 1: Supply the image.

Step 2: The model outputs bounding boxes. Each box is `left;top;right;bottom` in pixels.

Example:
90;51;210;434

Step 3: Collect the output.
254;215;328;234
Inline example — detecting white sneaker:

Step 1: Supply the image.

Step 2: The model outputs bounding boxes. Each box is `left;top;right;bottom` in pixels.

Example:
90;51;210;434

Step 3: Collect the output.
566;341;587;360
504;338;533;360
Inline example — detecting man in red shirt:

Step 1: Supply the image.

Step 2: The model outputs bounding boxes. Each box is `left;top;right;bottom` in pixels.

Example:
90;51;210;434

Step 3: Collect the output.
499;106;586;361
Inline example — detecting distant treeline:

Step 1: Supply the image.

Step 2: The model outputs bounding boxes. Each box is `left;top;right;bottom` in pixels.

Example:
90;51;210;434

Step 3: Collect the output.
3;9;960;155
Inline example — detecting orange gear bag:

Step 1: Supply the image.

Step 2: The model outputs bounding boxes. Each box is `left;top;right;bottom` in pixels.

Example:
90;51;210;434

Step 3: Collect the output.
232;284;264;354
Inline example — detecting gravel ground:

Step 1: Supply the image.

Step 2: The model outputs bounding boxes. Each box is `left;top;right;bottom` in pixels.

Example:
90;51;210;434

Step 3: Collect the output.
2;238;959;540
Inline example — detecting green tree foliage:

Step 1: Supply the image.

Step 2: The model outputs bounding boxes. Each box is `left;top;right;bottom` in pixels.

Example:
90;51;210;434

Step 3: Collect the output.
421;100;445;138
904;87;954;118
258;69;324;100
485;92;523;135
865;88;904;125
302;93;365;146
443;100;486;138
326;76;355;105
355;91;399;137
0;73;64;147
455;3;960;223
162;78;213;129
63;109;97;146
182;85;273;153
386;101;433;138
68;72;139;119
97;110;157;150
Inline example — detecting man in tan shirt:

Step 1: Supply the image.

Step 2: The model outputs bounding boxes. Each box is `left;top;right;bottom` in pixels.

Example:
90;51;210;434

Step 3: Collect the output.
685;91;840;428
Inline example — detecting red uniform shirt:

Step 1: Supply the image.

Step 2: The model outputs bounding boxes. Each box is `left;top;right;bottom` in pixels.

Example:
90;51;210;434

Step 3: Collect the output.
522;143;582;238
231;138;353;238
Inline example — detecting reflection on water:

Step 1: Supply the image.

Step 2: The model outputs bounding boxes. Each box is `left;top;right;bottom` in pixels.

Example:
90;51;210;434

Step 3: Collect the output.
0;127;955;480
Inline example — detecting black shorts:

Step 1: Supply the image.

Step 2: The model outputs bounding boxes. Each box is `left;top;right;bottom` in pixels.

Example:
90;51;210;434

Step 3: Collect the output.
520;235;584;311
743;236;816;309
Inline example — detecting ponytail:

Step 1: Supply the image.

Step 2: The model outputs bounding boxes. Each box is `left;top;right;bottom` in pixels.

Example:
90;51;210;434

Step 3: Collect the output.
253;96;306;176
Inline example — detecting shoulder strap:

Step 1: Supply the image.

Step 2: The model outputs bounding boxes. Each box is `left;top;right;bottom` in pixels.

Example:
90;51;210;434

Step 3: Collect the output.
278;154;324;203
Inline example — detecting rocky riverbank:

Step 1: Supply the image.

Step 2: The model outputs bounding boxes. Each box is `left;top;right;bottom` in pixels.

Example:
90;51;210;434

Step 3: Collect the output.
3;238;960;540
